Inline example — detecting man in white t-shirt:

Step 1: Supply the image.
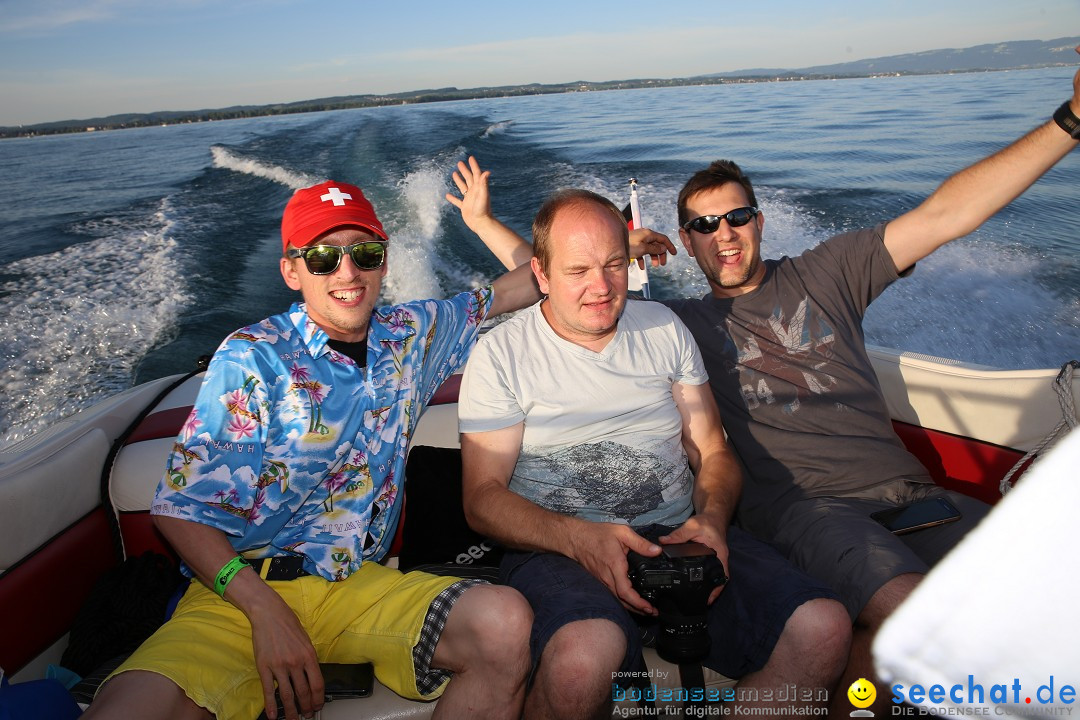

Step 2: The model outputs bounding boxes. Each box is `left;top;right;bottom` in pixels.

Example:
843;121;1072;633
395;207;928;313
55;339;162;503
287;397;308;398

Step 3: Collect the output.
458;189;851;719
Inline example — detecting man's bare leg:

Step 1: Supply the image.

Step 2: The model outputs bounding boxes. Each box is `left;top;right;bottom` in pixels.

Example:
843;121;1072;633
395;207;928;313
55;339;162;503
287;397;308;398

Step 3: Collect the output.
734;598;851;712
81;671;210;720
526;618;627;720
430;584;532;720
829;573;923;717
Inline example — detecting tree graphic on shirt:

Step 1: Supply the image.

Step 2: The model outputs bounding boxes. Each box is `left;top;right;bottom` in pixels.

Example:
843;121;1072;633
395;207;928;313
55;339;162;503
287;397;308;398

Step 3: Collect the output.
735;298;837;415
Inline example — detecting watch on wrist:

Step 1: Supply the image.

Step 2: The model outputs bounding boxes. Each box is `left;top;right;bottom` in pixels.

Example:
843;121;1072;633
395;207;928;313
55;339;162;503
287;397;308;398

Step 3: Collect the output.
1052;101;1080;140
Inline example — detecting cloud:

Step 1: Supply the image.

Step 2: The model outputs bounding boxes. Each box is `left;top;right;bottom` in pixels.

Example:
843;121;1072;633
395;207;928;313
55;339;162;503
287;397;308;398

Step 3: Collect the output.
0;0;228;34
0;0;131;33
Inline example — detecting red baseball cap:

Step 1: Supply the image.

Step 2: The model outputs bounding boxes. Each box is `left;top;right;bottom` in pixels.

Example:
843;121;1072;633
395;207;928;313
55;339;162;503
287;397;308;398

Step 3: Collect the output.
281;180;388;254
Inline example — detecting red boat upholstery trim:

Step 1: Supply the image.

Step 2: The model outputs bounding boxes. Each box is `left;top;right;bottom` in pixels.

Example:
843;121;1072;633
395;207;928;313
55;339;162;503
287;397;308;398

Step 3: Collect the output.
891;420;1026;505
125;406;193;445
119;511;178;562
430;374;461;406
0;508;118;674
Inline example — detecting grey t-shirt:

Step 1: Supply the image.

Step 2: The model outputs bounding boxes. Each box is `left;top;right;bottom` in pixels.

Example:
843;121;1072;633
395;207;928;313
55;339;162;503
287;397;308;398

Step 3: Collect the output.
665;225;930;533
459;300;709;528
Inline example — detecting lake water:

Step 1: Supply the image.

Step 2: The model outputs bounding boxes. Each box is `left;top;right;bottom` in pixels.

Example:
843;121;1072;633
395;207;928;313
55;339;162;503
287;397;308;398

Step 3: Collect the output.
1;66;1077;445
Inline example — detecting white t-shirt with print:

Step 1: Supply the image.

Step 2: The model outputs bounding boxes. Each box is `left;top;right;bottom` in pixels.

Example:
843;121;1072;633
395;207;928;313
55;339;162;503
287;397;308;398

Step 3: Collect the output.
459;299;708;528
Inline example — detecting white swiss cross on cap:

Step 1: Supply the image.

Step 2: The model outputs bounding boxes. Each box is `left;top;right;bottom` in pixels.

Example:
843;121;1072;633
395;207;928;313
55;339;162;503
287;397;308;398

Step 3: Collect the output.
320;187;352;206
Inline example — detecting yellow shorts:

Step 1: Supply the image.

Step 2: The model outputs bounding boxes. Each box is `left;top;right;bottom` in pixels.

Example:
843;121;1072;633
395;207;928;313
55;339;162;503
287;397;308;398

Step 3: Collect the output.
105;562;460;719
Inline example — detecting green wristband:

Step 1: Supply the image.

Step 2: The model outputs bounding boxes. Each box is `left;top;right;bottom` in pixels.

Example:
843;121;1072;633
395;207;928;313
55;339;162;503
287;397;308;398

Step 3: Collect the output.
214;556;250;597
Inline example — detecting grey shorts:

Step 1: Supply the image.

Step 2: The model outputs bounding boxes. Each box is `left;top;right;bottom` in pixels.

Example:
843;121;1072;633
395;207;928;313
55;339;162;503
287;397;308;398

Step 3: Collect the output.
767;481;990;619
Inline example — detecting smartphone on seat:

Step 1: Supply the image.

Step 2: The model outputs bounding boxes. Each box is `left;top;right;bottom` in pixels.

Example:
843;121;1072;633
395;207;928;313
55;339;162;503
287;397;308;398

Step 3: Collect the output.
260;663;373;720
321;662;374;700
871;497;961;535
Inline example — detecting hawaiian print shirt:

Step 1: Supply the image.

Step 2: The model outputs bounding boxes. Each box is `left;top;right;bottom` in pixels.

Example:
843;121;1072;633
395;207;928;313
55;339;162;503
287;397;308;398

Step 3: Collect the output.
152;288;492;581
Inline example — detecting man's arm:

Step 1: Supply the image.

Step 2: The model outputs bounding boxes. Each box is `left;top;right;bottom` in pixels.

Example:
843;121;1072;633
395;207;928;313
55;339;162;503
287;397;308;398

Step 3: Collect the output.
445;156;534;270
444;157;540;316
885;59;1080;273
657;380;743;602
460;424;663;614
445;155;678;277
152;515;323;720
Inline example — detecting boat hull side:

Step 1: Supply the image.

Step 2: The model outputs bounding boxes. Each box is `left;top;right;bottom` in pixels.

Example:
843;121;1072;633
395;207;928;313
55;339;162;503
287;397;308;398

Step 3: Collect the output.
0;507;117;674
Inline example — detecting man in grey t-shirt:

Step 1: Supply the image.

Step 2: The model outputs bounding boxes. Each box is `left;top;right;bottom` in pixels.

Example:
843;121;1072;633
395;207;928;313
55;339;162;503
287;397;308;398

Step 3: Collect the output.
665;63;1080;714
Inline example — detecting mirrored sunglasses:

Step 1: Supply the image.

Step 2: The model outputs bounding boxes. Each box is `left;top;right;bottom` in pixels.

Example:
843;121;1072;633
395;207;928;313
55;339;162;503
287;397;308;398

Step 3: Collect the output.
287;241;387;275
682;207;759;234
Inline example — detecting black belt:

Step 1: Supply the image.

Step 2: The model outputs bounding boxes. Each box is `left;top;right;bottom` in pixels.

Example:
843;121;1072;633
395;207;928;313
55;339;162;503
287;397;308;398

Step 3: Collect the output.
249;556;311;581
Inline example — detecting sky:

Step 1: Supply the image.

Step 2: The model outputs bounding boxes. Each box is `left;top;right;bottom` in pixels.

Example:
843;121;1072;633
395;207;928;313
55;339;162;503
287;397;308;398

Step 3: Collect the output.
1;0;1078;127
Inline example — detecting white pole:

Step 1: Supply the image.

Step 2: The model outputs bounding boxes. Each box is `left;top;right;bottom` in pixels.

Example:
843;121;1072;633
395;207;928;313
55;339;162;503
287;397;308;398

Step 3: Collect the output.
627;178;650;299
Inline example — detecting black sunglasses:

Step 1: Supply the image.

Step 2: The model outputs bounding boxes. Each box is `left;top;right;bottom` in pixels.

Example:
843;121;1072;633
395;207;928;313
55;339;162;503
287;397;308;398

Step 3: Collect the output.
682;207;759;234
287;241;387;275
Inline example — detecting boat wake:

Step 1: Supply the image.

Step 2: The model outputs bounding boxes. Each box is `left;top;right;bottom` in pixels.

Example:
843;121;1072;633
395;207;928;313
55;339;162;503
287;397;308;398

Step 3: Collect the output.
380;163;454;304
0;199;190;447
481;120;514;138
210;145;321;190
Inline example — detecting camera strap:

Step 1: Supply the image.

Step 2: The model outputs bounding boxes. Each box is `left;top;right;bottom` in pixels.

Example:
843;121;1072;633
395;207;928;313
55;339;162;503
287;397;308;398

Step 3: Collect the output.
678;663;707;714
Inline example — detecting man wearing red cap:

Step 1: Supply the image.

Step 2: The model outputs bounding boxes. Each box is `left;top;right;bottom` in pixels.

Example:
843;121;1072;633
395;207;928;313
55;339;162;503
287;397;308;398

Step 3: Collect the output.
85;167;541;720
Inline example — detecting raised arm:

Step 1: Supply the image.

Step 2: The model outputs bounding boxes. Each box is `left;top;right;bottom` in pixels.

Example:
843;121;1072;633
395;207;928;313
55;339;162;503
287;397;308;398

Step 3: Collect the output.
885;57;1080;273
446;156;534;269
153;515;322;720
657;380;742;601
461;425;662;614
447;156;678;274
445;157;541;315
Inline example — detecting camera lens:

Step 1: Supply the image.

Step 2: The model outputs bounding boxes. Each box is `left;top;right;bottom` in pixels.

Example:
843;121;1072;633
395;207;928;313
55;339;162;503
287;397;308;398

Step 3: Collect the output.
656;612;711;664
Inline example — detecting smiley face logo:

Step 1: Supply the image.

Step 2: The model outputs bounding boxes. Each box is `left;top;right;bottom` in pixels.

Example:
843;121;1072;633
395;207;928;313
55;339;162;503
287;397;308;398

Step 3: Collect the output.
847;678;877;709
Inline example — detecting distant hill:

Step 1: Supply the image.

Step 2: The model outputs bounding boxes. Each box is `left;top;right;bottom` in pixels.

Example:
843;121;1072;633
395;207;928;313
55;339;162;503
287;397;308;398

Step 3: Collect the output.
710;36;1080;78
4;37;1078;139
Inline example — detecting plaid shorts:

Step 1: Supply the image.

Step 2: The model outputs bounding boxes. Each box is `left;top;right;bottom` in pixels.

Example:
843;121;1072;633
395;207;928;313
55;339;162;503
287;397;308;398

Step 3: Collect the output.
413;578;483;694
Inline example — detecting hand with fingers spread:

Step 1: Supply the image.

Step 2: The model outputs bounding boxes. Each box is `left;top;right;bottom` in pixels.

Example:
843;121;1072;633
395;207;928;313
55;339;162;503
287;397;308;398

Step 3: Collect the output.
445;155;495;235
444;155;534;271
1071;46;1080;115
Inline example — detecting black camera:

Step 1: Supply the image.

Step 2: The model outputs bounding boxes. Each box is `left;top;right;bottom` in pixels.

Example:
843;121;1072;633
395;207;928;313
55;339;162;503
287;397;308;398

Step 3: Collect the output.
626;541;727;664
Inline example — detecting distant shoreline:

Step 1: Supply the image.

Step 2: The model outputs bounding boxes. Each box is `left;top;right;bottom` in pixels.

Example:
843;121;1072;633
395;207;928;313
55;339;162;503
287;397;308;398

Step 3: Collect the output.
3;63;1076;140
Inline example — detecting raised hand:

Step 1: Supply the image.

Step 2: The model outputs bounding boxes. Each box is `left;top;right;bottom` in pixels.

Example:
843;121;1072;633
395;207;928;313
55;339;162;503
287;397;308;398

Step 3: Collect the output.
445;155;494;235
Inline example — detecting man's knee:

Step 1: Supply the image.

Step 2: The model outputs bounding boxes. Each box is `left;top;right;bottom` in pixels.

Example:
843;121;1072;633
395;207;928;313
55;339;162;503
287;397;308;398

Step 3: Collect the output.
83;670;209;720
533;619;627;715
858;573;923;629
440;584;533;669
775;598;852;680
540;618;627;678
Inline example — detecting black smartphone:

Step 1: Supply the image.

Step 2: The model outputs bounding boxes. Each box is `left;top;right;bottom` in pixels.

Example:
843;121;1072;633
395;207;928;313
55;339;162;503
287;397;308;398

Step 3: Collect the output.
260;663;374;719
321;662;374;700
871;497;961;535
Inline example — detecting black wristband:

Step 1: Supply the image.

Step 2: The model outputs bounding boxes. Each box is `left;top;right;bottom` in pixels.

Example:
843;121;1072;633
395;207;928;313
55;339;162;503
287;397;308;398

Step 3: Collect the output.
1053;101;1080;140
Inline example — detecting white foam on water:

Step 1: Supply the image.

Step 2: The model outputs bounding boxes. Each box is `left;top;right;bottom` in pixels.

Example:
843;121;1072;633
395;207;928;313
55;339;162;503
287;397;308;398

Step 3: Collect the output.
865;238;1080;369
0;199;191;447
379;162;452;304
481;120;514;138
210;145;322;190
